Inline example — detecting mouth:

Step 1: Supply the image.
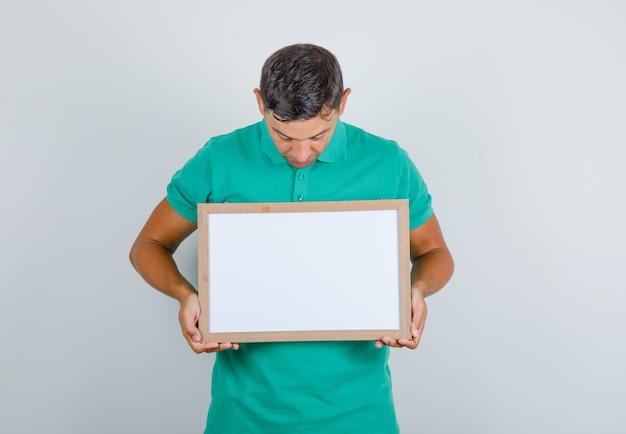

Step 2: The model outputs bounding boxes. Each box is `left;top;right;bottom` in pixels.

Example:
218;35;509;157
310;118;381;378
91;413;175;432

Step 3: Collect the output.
289;159;313;168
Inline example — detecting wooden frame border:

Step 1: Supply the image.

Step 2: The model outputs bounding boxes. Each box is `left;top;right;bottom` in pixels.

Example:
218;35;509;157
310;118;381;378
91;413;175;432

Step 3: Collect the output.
197;200;411;343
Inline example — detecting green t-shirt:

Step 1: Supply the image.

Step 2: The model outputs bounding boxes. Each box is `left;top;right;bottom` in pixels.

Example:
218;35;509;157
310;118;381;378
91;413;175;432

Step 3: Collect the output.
167;119;433;433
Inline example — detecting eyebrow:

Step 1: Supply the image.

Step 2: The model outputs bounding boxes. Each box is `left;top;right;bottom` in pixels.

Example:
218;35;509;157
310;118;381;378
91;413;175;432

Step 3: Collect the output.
271;126;333;141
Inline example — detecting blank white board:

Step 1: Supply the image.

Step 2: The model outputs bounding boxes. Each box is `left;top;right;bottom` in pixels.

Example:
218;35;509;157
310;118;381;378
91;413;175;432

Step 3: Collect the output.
197;200;411;343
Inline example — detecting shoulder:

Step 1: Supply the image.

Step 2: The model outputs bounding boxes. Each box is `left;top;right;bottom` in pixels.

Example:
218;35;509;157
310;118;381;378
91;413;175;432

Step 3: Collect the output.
342;122;407;158
205;121;262;149
171;121;262;176
183;122;262;167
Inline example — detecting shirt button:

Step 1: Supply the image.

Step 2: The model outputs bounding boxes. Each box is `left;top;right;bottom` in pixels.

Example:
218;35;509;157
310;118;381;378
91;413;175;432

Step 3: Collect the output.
298;174;305;180
297;195;304;201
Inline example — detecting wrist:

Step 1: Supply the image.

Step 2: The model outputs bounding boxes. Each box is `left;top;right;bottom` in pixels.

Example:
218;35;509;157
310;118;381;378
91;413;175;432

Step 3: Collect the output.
172;283;197;303
411;284;427;299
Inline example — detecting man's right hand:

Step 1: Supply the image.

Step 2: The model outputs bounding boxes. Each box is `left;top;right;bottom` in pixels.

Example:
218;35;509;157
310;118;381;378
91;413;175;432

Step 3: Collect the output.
179;292;239;353
129;198;239;353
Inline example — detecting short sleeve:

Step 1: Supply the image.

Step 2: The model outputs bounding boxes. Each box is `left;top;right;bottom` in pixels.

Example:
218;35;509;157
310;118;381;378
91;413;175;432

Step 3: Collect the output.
399;149;433;230
166;142;214;223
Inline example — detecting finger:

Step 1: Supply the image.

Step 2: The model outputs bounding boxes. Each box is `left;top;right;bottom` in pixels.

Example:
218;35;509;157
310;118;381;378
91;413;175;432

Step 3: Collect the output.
190;341;241;354
410;321;425;349
412;304;427;329
219;342;238;351
397;337;419;350
379;336;403;348
412;315;426;338
214;342;239;352
191;341;220;354
179;297;204;347
411;303;427;345
185;328;202;345
181;320;202;347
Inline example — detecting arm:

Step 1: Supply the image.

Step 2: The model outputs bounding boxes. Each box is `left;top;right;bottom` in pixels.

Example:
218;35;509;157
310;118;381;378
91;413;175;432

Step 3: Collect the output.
129;198;238;353
376;213;454;349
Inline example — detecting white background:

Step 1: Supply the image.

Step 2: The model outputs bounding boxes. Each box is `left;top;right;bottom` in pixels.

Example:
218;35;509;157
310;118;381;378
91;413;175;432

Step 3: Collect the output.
1;1;625;433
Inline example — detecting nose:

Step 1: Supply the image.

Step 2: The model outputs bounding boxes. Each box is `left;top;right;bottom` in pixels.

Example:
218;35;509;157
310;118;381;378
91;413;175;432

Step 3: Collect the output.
291;142;313;163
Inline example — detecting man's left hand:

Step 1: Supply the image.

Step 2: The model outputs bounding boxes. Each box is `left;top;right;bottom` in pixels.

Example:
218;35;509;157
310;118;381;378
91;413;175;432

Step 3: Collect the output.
375;287;427;350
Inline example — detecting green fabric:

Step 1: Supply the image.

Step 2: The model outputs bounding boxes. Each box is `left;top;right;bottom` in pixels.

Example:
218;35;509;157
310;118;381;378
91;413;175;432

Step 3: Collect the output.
166;119;433;433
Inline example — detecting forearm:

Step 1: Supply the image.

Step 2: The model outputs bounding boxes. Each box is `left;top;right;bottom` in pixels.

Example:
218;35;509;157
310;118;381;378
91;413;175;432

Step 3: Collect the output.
410;248;454;298
129;240;196;302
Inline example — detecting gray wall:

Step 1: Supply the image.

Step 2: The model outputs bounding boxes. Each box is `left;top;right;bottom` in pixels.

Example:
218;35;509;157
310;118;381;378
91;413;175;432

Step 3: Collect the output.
2;1;625;433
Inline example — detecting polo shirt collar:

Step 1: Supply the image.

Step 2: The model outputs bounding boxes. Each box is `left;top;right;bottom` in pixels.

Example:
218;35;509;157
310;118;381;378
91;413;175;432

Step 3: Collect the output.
260;119;285;164
260;119;347;165
318;119;346;163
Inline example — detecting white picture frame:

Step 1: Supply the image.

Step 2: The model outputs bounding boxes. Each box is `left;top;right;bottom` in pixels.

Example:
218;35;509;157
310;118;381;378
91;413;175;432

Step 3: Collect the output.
197;200;411;343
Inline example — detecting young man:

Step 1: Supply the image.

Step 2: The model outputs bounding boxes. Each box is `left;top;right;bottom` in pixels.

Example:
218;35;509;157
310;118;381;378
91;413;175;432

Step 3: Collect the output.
130;43;453;433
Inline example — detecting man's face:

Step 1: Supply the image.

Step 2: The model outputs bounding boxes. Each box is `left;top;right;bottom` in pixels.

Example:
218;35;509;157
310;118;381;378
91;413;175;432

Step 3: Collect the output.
264;112;339;168
254;88;350;169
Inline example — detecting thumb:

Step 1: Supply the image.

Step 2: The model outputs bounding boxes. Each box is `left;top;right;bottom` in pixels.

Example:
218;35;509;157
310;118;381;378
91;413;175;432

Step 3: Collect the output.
179;294;202;342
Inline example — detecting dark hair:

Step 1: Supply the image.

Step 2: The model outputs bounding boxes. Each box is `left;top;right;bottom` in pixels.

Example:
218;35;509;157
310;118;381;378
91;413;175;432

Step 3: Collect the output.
259;44;344;121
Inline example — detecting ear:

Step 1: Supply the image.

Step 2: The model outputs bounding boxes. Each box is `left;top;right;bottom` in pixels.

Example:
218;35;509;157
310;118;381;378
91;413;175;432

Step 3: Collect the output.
338;88;351;116
253;88;265;116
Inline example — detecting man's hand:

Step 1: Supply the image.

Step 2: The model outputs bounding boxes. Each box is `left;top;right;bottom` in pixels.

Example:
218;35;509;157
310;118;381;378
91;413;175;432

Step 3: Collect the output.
179;292;239;353
129;199;241;353
375;287;427;350
376;213;453;350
